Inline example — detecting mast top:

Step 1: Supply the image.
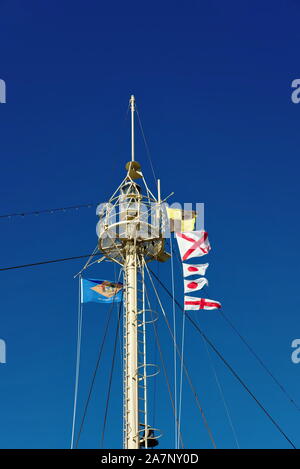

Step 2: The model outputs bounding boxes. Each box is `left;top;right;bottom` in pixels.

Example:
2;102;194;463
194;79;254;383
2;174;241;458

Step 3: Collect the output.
126;94;141;179
130;94;135;108
130;95;135;162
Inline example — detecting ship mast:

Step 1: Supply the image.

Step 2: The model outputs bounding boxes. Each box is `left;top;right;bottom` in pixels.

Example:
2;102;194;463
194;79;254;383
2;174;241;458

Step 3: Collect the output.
97;95;168;449
124;94;139;448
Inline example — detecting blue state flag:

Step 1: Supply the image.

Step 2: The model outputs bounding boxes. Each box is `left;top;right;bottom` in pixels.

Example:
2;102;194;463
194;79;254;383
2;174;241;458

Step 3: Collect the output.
81;278;123;304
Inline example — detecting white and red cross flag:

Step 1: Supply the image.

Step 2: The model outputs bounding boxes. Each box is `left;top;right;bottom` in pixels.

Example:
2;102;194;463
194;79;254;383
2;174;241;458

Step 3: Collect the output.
182;263;209;277
184;296;221;311
184;277;208;293
176;231;211;261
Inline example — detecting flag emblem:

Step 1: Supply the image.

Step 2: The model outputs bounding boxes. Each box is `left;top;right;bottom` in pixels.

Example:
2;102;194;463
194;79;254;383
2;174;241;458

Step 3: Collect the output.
91;280;123;298
81;278;123;304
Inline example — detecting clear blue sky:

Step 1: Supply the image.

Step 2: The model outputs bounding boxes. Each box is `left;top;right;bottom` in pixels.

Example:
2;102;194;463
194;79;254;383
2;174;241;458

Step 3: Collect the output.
0;0;300;449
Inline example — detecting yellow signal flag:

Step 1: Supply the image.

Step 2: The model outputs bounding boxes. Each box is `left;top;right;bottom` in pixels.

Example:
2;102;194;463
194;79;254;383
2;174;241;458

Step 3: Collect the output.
167;208;197;233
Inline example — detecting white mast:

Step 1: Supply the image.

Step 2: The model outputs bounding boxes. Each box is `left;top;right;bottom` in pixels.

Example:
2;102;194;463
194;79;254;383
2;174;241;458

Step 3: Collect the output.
124;243;139;448
130;95;135;162
97;95;168;449
123;94;139;448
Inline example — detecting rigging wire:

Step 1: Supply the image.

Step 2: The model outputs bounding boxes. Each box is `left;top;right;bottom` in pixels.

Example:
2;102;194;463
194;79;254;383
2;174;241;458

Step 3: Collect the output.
1;101;131;223
148;267;297;450
173;253;186;448
188;315;297;449
70;275;84;449
2;249;298;446
100;295;123;448
3;253;299;398
219;310;300;412
135;104;157;187
169;234;178;448
0;203;98;220
0;253;99;272
199;321;240;449
167;240;186;447
151;313;185;448
74;292;119;448
74;245;102;278
166;240;203;448
142;273;185;449
152;263;159;429
168;242;300;414
177;305;186;449
169;240;239;448
115;263;123;369
144;262;217;449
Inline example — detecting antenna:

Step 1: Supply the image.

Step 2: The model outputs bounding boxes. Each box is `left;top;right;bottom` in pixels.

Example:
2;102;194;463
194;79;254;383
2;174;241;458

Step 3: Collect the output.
130;95;135;162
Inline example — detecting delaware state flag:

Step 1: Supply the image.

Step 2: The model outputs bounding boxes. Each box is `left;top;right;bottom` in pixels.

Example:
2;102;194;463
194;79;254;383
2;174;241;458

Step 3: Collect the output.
81;278;123;304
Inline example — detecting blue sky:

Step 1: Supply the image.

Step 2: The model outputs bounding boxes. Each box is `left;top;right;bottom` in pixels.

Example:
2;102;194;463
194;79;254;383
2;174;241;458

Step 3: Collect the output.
0;0;300;449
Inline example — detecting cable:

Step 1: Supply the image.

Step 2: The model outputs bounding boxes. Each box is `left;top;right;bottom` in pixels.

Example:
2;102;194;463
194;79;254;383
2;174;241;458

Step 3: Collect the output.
142;277;185;449
70;275;84;449
148;267;297;450
0;203;98;220
74;297;117;448
169;234;178;448
152;263;159;430
168;234;188;444
198;319;240;449
177;304;186;449
0;103;131;223
144;263;217;449
0;253;99;272
135;104;157;186
173;237;186;449
100;296;122;448
3;247;299;417
169;243;300;413
219;310;300;412
151;310;185;449
187;315;297;449
0;245;296;448
1;103;131;223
